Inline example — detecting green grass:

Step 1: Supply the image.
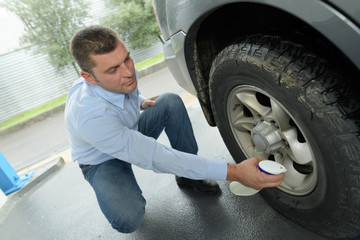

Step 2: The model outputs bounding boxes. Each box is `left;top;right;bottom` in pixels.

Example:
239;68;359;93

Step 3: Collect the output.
0;54;165;131
135;53;164;69
0;94;68;131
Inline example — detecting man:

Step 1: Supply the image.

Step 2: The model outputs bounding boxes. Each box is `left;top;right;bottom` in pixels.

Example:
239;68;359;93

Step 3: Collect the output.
65;25;284;233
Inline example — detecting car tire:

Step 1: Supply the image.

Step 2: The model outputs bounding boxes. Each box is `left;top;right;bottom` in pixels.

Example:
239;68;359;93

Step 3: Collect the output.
209;35;360;239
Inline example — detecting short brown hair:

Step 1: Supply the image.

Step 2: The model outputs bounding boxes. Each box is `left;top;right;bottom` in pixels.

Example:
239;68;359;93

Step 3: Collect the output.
70;25;122;74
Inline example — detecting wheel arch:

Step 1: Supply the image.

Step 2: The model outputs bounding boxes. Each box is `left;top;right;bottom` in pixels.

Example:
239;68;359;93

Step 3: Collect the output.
184;1;360;126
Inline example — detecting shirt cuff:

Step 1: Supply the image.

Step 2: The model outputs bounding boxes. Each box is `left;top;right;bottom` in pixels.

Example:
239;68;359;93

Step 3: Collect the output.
206;158;228;181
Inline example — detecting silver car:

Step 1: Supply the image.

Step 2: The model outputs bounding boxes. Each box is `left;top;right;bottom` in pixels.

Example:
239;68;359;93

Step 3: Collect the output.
153;0;360;239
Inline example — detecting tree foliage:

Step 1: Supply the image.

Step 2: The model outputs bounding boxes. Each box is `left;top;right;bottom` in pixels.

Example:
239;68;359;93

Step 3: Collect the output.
101;0;160;49
0;0;88;74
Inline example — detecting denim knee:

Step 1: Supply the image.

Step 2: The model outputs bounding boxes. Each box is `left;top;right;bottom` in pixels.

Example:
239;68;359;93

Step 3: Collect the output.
110;204;145;233
157;93;186;115
84;160;147;234
160;92;183;108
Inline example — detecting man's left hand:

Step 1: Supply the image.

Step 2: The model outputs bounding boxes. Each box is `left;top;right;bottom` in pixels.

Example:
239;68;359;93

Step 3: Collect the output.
141;96;158;109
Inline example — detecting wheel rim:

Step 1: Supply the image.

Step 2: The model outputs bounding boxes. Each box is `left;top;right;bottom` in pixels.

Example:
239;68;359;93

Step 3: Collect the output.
227;85;318;196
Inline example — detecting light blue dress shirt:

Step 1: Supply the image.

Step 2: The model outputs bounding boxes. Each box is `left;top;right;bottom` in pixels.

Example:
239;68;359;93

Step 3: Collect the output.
64;77;227;180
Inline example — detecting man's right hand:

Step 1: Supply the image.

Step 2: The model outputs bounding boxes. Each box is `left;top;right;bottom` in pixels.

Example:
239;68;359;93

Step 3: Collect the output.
226;157;285;190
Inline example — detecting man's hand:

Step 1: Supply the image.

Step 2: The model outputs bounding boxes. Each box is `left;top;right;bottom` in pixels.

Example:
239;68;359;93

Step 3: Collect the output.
226;157;285;190
141;96;159;109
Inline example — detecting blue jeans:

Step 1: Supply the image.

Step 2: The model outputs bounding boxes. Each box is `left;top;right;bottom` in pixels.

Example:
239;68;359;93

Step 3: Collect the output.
81;93;198;233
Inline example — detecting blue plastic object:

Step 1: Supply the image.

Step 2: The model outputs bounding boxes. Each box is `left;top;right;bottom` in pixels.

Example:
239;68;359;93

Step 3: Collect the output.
0;152;33;195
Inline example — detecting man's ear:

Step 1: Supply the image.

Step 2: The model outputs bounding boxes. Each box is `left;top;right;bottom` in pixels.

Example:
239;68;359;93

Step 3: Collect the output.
81;71;98;85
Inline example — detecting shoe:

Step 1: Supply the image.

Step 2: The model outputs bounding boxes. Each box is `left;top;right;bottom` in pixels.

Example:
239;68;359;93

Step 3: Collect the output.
175;176;220;194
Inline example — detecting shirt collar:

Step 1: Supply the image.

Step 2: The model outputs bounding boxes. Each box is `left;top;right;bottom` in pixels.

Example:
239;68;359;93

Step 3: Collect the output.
92;84;126;109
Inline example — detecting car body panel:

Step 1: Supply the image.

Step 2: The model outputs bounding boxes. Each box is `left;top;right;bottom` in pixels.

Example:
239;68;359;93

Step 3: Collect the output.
326;0;360;25
153;0;360;96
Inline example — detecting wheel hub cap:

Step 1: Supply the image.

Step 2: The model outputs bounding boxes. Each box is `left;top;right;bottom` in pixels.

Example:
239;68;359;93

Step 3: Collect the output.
227;85;317;196
251;121;285;154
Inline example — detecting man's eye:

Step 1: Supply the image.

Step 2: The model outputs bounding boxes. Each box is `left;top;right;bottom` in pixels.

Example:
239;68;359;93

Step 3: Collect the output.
111;68;117;73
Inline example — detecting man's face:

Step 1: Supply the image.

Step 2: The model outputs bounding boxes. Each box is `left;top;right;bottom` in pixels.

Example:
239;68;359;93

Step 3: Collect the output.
81;41;137;93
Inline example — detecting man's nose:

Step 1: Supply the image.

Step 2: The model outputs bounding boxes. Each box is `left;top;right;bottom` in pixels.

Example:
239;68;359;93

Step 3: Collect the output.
121;63;133;77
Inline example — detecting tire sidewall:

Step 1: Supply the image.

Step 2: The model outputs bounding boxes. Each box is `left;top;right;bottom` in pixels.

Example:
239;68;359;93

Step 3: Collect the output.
210;60;338;220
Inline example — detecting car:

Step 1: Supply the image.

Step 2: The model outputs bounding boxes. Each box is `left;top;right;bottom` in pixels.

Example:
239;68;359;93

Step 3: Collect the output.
152;0;360;239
